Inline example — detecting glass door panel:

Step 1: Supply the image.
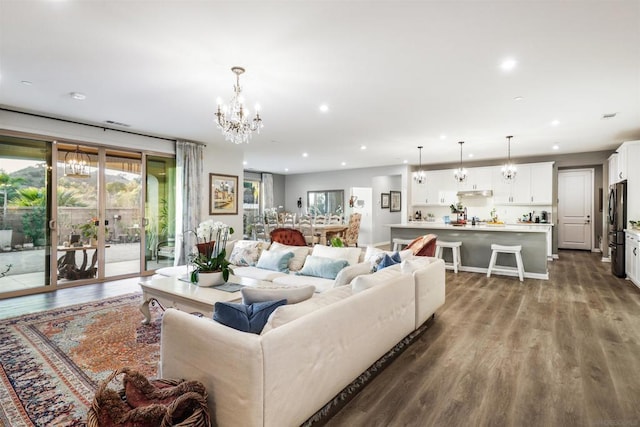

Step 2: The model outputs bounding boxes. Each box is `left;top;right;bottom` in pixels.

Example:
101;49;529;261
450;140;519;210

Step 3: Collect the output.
56;144;99;284
145;155;176;271
0;136;51;296
104;150;142;278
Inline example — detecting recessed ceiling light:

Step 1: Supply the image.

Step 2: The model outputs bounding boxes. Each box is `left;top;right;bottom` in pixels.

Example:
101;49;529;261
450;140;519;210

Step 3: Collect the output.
302;152;308;158
341;162;346;166
70;92;86;100
440;134;446;140
243;161;247;166
552;144;559;150
319;104;329;113
513;96;524;101
360;145;366;150
468;153;474;158
21;80;33;86
551;119;560;126
285;168;289;172
500;58;517;71
403;160;408;164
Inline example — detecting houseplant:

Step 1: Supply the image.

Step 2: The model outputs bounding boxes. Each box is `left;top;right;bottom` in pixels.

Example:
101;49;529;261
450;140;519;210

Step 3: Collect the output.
190;220;234;286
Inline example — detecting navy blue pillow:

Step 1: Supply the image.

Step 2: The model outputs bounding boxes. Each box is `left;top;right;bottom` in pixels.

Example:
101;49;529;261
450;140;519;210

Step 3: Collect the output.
213;299;286;334
377;252;401;271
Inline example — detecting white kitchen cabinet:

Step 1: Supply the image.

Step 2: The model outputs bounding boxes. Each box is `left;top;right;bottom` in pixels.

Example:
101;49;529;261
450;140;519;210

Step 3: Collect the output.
492;162;553;205
425;170;458;206
616;144;628;182
608;153;619;185
411;173;429;206
458;167;493;192
529;162;553;204
626;231;639;288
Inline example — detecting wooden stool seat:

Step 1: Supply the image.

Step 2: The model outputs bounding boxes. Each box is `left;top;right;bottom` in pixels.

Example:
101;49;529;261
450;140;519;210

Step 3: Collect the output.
435;240;462;273
487;244;524;281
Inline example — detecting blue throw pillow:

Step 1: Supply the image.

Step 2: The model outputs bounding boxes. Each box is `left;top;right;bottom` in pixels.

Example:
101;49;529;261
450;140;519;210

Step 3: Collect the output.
213;299;287;334
297;255;349;279
377;252;401;271
256;250;295;273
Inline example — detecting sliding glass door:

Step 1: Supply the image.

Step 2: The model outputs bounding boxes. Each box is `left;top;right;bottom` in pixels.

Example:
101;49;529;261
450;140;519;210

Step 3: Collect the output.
0;136;51;296
145;155;176;271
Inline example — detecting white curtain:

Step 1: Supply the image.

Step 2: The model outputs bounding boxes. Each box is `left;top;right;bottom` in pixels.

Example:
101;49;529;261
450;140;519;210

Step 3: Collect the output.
262;173;274;210
175;140;203;265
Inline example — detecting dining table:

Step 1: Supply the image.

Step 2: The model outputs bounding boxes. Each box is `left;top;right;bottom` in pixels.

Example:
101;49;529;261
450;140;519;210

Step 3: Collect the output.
312;224;348;245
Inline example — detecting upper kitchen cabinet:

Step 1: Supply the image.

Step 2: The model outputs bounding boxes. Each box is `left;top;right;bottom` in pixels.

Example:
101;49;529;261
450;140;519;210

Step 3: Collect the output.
411;169;457;206
457;167;493;192
608;153;619;185
492;162;553;205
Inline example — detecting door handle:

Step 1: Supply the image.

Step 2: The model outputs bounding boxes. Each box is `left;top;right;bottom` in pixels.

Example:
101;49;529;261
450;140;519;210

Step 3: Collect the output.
49;220;56;230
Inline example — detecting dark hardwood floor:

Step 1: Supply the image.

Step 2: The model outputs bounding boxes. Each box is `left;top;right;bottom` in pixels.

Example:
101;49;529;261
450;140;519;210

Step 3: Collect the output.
1;251;639;426
325;250;640;427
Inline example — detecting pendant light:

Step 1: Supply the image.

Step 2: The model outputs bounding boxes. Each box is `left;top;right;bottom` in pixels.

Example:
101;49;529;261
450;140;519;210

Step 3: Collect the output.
454;141;468;182
501;135;517;181
414;146;425;184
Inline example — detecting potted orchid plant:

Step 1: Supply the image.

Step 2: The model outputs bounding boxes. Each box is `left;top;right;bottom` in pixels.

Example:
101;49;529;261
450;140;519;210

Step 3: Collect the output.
190;220;234;286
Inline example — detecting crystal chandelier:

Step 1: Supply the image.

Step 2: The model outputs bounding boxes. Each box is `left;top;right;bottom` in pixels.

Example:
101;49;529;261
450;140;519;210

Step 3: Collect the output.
215;66;263;144
414;146;426;184
64;145;91;178
454;141;468;182
501;135;517;181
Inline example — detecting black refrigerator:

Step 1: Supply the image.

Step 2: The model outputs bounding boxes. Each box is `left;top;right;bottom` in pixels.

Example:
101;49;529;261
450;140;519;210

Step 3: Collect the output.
608;181;627;277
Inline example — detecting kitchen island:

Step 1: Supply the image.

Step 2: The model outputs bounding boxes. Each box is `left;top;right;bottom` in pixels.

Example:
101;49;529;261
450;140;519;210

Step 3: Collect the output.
388;222;550;280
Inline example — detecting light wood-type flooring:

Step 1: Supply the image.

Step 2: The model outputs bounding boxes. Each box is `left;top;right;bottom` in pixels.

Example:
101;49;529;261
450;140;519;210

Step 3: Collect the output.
1;251;639;426
326;250;640;426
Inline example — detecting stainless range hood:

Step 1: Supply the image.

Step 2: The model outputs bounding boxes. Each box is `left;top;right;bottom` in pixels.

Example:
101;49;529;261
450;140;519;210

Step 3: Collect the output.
457;189;493;197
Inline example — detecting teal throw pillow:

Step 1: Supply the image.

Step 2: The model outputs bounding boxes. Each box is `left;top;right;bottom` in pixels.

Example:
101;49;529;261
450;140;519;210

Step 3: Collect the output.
376;252;401;271
297;255;349;279
213;299;287;334
256;250;295;273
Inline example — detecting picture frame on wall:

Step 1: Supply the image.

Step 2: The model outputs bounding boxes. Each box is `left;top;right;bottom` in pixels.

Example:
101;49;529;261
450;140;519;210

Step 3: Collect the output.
389;190;401;212
381;193;390;209
209;173;238;215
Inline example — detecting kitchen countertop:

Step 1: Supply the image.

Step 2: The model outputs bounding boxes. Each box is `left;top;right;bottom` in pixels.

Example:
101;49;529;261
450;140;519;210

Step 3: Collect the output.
388;222;551;233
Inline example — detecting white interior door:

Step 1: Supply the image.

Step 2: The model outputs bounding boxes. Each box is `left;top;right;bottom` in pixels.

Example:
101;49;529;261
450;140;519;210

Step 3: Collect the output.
558;169;593;250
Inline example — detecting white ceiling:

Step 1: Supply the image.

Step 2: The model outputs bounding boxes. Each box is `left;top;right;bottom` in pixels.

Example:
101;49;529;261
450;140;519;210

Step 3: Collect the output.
1;1;639;174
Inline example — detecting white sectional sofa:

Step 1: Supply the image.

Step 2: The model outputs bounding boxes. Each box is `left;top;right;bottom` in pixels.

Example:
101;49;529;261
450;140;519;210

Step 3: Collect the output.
156;239;381;292
159;256;445;427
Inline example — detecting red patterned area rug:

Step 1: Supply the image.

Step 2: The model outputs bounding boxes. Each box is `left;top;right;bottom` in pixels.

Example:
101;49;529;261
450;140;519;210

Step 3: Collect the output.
0;293;162;426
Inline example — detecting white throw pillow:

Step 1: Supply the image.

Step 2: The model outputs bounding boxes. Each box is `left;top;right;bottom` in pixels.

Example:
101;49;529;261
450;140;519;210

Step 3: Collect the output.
333;262;372;287
352;268;400;293
400;257;433;274
311;245;362;266
228;240;270;266
241;285;316;305
261;286;353;334
363;246;412;269
268;242;311;271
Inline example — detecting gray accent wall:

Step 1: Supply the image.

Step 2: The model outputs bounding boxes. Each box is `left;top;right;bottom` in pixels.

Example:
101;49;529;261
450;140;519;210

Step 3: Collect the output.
284;165;409;245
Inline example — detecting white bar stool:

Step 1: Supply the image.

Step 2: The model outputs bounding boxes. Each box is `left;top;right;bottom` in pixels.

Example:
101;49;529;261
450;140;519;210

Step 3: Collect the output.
487;244;524;281
435;240;462;273
392;238;413;251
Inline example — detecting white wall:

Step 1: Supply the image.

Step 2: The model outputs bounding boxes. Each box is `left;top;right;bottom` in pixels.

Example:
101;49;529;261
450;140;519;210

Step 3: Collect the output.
372;175;402;244
200;142;244;236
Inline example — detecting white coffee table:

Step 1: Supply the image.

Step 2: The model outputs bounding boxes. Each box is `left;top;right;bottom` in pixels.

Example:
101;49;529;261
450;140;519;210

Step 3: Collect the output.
138;275;261;324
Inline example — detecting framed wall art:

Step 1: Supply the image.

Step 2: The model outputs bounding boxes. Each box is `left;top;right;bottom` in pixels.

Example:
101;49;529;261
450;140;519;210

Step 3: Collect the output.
209;173;238;215
381;192;390;209
390;190;401;212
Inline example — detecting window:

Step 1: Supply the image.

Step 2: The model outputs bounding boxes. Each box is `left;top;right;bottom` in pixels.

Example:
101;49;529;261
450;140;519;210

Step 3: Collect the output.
307;190;344;215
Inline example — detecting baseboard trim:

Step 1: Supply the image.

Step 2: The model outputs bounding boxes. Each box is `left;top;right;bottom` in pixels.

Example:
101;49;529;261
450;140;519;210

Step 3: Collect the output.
458;265;549;280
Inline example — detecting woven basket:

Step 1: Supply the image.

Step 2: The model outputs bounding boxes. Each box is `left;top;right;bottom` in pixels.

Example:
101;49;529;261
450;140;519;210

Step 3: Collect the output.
87;367;210;427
